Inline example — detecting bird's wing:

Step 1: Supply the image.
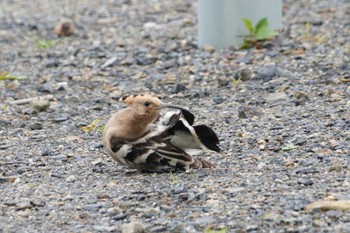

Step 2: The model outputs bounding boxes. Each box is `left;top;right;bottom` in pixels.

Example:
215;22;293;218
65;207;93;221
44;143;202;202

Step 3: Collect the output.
154;109;220;152
120;135;195;171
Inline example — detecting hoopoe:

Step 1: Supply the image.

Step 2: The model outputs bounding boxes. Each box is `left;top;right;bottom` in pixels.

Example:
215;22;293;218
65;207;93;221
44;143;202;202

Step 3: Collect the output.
102;93;220;172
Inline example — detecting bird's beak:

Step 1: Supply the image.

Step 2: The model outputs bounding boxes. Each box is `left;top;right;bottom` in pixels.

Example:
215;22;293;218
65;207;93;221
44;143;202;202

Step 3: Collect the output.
158;104;190;112
158;103;195;125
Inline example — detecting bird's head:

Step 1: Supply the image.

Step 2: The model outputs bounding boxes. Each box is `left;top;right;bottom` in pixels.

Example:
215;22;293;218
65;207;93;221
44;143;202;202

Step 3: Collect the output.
118;93;162;117
115;93;194;123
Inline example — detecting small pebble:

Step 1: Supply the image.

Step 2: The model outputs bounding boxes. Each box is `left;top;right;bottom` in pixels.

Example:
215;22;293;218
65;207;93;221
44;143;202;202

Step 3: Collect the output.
15;202;33;211
121;221;144;233
93;225;116;232
171;83;186;94
53;115;70;122
66;175;76;183
297;178;314;186
30;199;46;207
172;183;188;194
30;122;43;130
213;96;224;104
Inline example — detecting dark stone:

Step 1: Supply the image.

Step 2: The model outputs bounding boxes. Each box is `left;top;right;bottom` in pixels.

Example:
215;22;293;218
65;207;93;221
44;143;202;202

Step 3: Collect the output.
30;122;43;130
22;108;33;115
256;65;278;81
135;56;153;65
213;96;224;104
293;167;318;175
137;194;146;201
270;125;284;130
89;105;103;111
178;193;189;201
0;144;11;150
163;59;177;69
171;83;186;94
65;72;80;79
237;67;253;81
30;199;46;207
336;177;346;182
90;143;104;150
0;177;16;183
217;77;229;86
122;57;134;65
194;75;202;82
112;213;128;221
236;55;253;64
292;137;307;146
37;84;52;93
0;120;11;126
45;59;60;68
92;167;103;173
238;106;248;119
41;150;51;156
190;89;203;98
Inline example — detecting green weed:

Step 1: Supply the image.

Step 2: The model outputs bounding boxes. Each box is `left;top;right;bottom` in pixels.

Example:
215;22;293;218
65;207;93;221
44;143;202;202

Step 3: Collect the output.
33;37;60;49
204;227;228;233
0;70;27;81
241;17;277;49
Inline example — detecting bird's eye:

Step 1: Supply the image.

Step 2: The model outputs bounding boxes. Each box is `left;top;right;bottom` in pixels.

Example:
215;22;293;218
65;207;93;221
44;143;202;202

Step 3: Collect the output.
144;101;151;107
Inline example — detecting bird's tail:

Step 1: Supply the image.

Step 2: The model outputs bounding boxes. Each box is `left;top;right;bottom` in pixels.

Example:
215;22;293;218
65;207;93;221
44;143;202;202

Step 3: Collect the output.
193;125;221;152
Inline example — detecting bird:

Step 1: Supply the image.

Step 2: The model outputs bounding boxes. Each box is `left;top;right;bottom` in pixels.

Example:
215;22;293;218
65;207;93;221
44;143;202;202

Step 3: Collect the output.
102;93;220;172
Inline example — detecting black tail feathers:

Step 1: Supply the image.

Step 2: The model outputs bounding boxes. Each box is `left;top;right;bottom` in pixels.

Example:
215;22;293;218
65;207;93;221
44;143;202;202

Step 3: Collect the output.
194;125;220;152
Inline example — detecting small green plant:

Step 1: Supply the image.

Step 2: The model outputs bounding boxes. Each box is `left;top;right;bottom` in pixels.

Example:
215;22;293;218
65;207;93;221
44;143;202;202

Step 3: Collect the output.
33;37;60;49
97;125;105;133
81;118;101;133
204;227;228;233
169;171;177;184
0;70;27;81
300;22;326;44
27;183;36;189
1;104;10;113
282;144;300;151
304;22;312;36
241;17;277;49
189;171;198;179
230;76;241;87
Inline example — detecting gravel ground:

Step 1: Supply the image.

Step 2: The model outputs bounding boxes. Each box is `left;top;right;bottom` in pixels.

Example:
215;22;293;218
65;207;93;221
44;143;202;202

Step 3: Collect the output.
1;0;350;232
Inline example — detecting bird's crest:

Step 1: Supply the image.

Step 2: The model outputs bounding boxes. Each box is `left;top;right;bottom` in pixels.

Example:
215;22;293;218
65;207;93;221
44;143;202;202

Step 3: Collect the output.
119;93;161;106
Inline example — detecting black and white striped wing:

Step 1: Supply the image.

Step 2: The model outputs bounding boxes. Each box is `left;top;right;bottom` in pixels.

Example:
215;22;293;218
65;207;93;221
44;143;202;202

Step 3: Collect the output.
111;135;195;171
